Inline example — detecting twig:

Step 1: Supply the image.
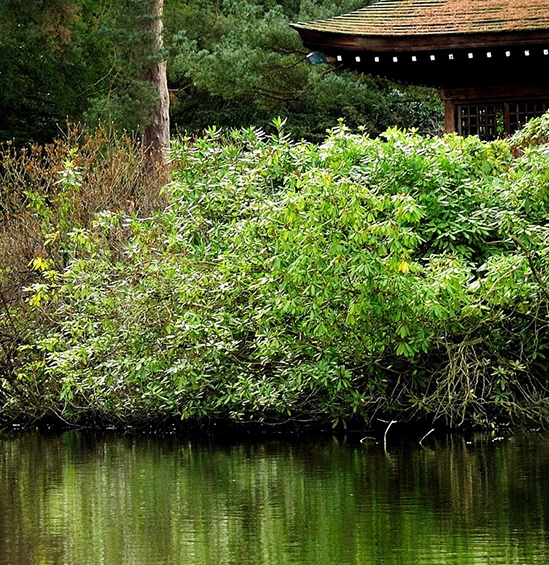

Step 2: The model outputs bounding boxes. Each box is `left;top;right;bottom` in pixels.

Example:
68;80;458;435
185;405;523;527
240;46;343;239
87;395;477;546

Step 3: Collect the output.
419;428;435;446
379;419;397;452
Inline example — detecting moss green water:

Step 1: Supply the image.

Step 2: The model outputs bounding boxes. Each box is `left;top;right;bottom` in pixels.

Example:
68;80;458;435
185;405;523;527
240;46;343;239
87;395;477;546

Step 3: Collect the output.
0;430;548;565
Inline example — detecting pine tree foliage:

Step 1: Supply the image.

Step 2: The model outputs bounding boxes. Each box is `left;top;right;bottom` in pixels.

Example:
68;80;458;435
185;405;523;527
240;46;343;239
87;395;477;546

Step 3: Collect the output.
0;0;443;144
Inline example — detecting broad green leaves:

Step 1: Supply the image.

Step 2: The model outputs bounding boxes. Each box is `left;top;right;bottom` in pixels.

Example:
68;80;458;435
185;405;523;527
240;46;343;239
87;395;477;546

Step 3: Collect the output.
6;120;549;427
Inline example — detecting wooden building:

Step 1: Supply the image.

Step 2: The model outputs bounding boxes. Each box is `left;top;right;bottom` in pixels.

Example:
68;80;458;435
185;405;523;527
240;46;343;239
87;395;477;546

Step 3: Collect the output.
291;0;549;139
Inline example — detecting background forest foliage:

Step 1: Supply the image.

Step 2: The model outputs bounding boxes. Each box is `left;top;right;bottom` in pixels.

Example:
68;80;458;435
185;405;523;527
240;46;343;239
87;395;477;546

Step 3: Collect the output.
0;0;443;145
2;116;549;428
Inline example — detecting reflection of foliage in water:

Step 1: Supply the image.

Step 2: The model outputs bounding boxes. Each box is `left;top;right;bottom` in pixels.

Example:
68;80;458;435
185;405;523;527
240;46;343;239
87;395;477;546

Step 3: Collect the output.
1;432;549;565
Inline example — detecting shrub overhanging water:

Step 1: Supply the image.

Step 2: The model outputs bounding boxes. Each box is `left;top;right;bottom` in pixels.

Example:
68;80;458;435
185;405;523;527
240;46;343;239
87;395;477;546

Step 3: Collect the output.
2;120;549;429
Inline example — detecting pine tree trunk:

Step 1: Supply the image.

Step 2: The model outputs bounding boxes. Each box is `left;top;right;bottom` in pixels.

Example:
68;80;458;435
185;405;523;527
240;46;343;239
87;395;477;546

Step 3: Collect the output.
142;0;170;171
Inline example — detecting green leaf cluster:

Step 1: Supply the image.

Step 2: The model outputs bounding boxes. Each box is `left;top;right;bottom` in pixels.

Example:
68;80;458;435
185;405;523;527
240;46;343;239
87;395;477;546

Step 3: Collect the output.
5;121;549;428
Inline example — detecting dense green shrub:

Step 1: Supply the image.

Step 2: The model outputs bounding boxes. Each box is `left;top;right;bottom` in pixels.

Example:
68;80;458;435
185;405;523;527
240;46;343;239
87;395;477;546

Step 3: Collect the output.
2;120;549;428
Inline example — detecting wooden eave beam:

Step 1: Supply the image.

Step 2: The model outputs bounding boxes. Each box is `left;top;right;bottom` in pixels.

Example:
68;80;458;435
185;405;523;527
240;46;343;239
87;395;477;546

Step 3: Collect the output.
440;84;549;101
292;28;549;54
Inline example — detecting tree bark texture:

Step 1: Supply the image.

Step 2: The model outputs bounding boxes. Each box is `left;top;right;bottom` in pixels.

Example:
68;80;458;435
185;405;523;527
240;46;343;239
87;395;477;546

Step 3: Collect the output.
142;0;170;167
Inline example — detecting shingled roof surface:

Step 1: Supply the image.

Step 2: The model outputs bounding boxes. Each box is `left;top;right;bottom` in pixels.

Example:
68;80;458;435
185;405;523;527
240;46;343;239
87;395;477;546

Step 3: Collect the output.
292;0;549;36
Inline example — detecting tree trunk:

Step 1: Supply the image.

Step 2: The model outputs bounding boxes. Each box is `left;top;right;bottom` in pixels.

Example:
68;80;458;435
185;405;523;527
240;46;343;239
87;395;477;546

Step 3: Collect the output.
142;0;170;171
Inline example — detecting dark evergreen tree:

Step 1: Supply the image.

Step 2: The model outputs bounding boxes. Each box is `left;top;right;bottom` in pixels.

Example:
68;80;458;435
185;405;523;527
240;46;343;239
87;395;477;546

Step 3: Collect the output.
165;0;442;139
0;0;102;143
0;0;442;145
0;0;168;144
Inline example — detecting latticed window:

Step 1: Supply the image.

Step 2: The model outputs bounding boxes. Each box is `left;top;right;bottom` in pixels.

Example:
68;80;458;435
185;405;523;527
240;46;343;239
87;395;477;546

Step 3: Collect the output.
508;101;549;132
458;104;504;140
457;101;549;140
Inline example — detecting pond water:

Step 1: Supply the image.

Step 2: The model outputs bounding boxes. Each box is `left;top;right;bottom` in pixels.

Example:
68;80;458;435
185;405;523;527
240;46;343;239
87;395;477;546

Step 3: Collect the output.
0;429;549;565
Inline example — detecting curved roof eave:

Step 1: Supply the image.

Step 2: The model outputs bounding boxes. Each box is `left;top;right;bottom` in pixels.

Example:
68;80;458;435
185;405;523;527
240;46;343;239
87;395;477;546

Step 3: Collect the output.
291;26;549;53
291;0;549;52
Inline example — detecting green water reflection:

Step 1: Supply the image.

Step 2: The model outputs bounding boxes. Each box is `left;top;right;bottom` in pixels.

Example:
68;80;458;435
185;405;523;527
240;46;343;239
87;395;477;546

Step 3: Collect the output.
1;430;549;565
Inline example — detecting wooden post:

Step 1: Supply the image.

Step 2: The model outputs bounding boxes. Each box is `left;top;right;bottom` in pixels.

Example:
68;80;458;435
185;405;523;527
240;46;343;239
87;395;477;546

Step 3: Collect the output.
444;99;456;134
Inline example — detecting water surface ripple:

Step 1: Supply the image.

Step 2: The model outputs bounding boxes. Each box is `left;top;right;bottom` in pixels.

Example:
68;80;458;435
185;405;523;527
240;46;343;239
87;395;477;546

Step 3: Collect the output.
1;430;548;565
